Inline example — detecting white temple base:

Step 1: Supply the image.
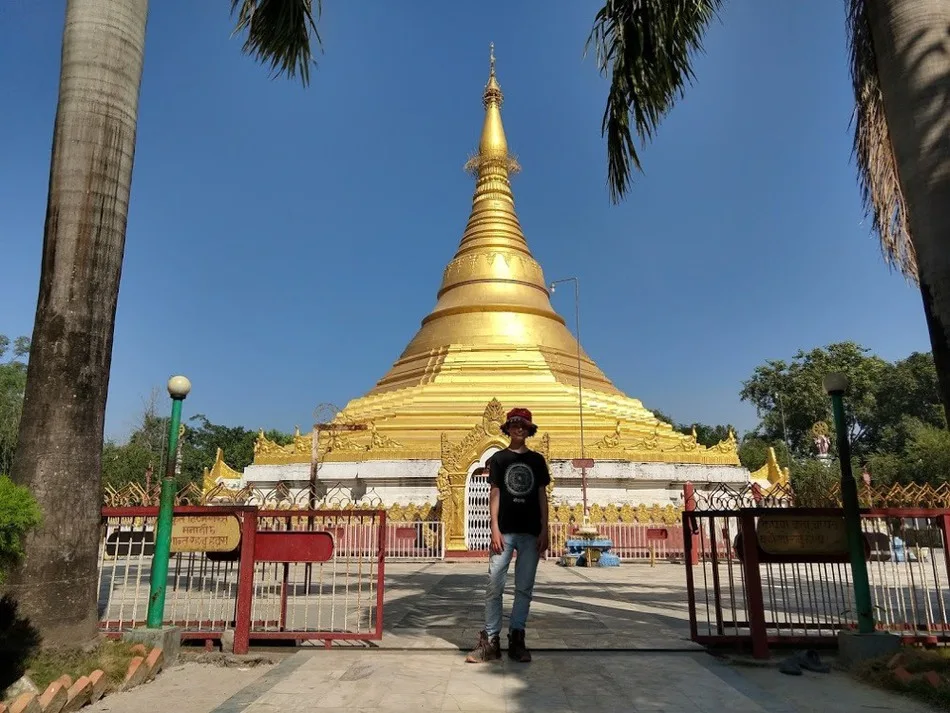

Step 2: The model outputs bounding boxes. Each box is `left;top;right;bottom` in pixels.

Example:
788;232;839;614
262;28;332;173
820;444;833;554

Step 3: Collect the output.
229;458;749;508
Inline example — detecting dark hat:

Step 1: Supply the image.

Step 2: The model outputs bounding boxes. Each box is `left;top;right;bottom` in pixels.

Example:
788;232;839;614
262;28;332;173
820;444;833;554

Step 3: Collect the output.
501;407;538;437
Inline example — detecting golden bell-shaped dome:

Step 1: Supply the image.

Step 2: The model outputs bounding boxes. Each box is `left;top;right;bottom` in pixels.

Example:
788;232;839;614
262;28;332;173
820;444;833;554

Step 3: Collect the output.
374;45;617;396
330;46;693;457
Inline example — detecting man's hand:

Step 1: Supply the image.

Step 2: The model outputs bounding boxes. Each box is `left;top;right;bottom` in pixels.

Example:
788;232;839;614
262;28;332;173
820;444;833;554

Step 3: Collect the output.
536;529;549;555
490;527;504;555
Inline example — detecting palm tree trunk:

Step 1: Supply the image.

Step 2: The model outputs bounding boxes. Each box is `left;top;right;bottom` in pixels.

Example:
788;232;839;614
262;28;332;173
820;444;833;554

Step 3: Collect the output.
7;0;148;646
864;0;950;417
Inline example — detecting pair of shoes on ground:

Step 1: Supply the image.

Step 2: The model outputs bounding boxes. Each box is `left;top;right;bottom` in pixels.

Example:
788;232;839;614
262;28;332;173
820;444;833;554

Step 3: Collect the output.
779;650;831;676
465;629;531;663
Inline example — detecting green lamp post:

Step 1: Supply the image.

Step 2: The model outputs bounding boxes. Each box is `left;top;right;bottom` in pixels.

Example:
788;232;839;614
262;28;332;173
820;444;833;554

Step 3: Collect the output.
822;372;874;634
146;375;191;628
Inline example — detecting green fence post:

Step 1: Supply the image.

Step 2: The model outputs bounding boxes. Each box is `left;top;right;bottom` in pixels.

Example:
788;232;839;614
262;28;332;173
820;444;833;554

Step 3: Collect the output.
823;372;874;634
146;375;191;629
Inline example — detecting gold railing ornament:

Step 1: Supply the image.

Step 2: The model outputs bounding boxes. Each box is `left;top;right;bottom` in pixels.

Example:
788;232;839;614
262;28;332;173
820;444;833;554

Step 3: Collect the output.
549;501;683;526
683;479;950;512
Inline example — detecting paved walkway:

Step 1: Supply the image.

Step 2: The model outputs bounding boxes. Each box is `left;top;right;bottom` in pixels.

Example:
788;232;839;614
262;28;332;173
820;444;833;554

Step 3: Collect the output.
87;562;935;712
378;561;696;651
90;650;933;712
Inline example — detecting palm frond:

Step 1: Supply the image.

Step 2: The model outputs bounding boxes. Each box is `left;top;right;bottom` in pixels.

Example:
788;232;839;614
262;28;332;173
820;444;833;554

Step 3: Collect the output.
586;0;722;203
846;0;917;282
230;0;322;86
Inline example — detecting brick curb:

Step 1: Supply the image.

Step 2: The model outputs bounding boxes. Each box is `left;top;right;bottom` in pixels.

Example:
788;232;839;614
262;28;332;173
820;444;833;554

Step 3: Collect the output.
4;644;169;712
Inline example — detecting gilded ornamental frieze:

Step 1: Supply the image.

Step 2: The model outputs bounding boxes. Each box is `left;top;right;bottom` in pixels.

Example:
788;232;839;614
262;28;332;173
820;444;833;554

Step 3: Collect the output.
250;414;741;467
566;420;740;466
251;421;430;465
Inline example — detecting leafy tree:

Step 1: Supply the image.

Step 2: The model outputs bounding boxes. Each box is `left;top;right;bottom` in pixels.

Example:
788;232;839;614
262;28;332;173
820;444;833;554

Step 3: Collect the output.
868;352;945;453
865;419;950;487
651;410;733;448
101;390;169;491
11;0;322;645
178;415;296;486
0;336;29;476
741;344;943;464
690;423;732;449
740;342;889;458
789;459;840;507
0;477;41;696
101;406;294;490
738;435;791;473
0;477;41;583
101;440;157;491
585;0;950;421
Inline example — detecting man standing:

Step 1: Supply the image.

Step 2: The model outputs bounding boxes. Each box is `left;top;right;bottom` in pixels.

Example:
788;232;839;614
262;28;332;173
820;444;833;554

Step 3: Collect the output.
466;407;550;664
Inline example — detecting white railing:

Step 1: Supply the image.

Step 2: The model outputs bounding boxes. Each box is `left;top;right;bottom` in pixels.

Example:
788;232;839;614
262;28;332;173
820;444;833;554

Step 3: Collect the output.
547;522;685;562
385;520;444;561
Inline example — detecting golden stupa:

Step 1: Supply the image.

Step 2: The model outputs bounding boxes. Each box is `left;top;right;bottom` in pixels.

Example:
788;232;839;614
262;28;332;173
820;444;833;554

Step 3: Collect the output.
235;47;745;551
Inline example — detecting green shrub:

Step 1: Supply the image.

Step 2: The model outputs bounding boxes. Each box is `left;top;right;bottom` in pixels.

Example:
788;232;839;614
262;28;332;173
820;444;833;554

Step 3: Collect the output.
0;475;42;583
790;458;839;506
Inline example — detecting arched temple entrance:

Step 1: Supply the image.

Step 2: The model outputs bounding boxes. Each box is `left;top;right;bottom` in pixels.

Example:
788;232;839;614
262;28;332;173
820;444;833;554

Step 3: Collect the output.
464;448;499;550
438;399;551;553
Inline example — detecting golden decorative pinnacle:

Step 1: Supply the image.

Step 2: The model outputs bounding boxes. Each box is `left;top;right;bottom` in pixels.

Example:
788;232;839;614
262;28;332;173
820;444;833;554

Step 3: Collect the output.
483;43;503;109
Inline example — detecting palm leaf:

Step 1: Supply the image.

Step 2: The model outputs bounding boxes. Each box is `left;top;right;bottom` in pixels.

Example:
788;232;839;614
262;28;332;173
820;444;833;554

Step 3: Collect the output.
587;0;722;202
845;0;917;282
230;0;322;86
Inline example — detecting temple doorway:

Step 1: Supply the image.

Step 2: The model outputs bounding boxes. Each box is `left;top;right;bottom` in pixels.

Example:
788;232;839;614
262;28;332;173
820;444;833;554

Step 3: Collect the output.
464;448;499;550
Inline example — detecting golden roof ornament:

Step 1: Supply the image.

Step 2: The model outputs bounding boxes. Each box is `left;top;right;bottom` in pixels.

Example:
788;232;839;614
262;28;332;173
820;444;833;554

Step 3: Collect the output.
483;42;503;108
465;43;520;176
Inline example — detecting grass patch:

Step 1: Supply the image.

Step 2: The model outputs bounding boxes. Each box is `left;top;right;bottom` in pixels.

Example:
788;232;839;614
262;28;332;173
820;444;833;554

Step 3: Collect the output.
854;647;950;711
26;639;138;692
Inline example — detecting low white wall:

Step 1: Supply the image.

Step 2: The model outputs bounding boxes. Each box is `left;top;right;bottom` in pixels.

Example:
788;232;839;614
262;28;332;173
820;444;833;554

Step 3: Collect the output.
228;457;750;509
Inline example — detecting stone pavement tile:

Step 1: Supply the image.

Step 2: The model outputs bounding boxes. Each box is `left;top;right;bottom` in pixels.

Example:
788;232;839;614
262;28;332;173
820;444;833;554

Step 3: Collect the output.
721;662;936;713
376;692;446;710
440;693;506;712
311;681;391;709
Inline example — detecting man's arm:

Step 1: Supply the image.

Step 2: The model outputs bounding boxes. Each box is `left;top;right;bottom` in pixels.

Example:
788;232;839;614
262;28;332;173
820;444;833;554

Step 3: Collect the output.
490;485;501;533
536;486;550;554
538;485;549;529
489;485;503;553
537;458;550;553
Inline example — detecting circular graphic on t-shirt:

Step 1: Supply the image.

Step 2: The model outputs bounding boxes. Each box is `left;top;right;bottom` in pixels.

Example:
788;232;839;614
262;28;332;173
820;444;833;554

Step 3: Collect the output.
504;462;535;497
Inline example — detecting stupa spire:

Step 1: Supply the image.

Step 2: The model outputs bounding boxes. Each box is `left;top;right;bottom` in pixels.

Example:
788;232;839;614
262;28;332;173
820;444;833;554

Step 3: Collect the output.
364;44;622;397
477;42;509;160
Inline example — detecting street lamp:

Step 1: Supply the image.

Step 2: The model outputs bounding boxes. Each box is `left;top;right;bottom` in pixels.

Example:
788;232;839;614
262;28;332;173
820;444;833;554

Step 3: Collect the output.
549;277;589;522
146;375;191;629
823;372;874;634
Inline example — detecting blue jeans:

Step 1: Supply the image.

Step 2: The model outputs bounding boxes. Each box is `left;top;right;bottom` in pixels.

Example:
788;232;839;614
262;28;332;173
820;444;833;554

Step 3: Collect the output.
484;533;540;637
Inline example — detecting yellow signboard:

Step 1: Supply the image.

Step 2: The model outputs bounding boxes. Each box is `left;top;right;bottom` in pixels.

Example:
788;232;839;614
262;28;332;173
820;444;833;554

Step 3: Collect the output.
756;514;848;557
170;515;241;553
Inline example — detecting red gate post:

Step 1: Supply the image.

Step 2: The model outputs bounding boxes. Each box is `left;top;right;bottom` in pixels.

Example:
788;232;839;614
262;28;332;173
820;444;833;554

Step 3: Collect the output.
375;510;387;639
940;515;950;596
682;511;699;642
683;482;699;565
279;515;292;631
233;508;258;655
739;511;769;659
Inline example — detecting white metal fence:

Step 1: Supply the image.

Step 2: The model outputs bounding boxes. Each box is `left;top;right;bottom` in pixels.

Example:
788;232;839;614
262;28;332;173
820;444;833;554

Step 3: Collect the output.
547;522;685;562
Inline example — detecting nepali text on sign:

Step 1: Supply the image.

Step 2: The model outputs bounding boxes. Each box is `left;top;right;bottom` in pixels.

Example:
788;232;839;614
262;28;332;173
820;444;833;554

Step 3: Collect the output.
756;514;848;557
170;515;241;553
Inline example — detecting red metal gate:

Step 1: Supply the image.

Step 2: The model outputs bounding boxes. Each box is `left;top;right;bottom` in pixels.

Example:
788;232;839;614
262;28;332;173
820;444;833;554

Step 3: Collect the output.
98;506;386;652
684;504;950;657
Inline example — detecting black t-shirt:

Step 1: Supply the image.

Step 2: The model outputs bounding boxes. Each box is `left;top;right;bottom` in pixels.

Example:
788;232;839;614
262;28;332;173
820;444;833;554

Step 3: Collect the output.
487;448;551;536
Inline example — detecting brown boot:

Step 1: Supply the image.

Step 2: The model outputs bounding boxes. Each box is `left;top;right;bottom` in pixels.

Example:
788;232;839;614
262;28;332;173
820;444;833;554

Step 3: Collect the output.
508;629;531;662
465;630;501;663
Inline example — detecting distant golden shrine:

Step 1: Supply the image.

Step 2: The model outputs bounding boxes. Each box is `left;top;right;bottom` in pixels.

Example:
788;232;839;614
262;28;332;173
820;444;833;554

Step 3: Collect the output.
207;47;753;552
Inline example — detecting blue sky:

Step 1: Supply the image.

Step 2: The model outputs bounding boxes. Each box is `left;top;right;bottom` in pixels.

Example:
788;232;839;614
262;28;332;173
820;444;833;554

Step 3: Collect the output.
0;1;932;441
